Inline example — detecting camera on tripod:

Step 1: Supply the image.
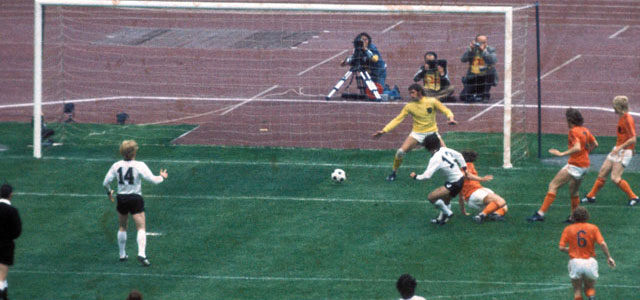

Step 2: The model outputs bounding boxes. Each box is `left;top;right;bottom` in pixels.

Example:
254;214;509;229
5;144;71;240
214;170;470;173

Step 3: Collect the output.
344;39;369;69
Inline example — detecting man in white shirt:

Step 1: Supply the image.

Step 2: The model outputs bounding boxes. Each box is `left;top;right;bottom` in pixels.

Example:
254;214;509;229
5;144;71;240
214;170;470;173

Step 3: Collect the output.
103;140;167;266
410;134;466;225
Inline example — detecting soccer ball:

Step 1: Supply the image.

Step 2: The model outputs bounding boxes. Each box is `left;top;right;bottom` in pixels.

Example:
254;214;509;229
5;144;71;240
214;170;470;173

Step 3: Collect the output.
331;169;346;183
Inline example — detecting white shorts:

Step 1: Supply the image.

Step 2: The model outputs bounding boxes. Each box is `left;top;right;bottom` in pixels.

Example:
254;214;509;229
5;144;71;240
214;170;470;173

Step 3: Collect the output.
410;131;440;144
563;164;589;180
468;188;494;210
606;147;633;167
568;257;599;280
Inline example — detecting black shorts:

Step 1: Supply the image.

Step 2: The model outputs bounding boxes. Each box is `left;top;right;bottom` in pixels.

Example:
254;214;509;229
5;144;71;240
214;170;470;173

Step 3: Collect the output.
0;241;15;266
444;177;464;198
116;194;145;215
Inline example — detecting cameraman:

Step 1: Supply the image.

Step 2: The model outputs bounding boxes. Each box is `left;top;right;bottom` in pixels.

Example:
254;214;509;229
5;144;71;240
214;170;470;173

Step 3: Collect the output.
460;34;498;103
413;51;455;102
341;32;387;88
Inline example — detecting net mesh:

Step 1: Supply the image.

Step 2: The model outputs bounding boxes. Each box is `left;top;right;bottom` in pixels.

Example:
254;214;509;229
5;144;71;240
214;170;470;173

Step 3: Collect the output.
36;4;533;164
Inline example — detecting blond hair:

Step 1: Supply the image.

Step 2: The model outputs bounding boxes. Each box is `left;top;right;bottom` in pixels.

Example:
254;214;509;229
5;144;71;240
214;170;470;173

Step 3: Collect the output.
613;95;629;114
119;140;138;161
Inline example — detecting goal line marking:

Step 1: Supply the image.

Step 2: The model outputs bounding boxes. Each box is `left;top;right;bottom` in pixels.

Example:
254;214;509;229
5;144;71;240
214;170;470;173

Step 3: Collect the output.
13;192;629;208
11;269;638;289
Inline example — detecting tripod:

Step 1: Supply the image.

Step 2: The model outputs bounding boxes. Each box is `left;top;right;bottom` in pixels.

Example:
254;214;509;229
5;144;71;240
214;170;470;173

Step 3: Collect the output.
325;66;381;101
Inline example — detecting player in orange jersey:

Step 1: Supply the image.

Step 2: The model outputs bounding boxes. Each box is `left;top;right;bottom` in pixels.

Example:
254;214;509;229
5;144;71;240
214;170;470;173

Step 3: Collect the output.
582;95;639;206
459;150;508;223
528;108;598;222
559;207;615;300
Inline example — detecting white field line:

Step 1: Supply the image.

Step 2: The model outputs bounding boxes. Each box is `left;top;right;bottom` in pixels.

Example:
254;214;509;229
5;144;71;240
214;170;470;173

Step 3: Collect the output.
142;85;278;125
468;90;522;121
141;107;229;125
468;99;503;121
540;54;582;80
0;96;126;109
10;269;640;290
170;125;200;144
429;286;567;299
4;95;639;113
12;192;631;208
608;25;630;39
297;49;348;76
381;20;404;33
219;85;279;115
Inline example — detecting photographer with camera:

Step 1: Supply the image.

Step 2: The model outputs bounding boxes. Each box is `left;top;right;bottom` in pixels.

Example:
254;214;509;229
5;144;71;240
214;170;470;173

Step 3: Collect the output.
341;32;386;86
339;32;400;101
413;51;455;102
460;35;498;103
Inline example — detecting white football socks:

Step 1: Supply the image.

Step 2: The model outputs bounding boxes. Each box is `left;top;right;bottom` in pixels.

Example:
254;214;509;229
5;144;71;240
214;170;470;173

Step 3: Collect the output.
117;231;127;258
0;280;7;290
137;230;147;258
434;199;453;215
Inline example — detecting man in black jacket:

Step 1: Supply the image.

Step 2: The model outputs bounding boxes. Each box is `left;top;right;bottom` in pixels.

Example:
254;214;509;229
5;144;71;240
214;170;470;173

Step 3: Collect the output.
0;184;21;300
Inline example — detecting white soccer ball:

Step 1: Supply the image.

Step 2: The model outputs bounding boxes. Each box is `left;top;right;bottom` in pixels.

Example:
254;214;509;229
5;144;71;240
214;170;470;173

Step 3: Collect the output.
331;168;346;183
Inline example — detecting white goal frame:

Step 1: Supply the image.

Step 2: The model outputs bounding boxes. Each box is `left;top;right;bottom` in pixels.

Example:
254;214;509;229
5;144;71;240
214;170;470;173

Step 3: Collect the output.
33;0;516;168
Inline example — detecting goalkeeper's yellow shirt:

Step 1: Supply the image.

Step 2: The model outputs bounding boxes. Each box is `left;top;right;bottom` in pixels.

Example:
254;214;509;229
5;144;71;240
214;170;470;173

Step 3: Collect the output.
381;96;453;133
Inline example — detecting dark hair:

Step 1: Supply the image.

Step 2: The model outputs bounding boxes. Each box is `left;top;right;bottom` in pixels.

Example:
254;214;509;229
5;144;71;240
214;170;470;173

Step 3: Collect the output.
572;206;590;222
396;274;417;299
424;51;437;61
0;184;12;199
475;34;487;41
565;108;584;126
462;150;478;163
126;290;143;300
423;134;441;152
408;83;425;97
356;32;372;43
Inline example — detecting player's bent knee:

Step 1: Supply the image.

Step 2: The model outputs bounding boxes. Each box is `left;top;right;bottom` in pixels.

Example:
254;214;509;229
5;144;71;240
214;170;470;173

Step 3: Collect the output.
395;149;406;159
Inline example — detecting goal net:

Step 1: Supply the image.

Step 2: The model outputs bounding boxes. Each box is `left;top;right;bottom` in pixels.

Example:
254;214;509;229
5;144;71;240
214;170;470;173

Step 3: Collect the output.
33;1;534;167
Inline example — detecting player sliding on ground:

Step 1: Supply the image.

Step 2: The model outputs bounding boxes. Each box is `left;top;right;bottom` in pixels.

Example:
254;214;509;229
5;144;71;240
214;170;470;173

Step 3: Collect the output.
373;84;456;181
459;150;508;223
559;206;615;300
582;95;639;206
103;140;168;267
410;134;466;225
528;108;597;223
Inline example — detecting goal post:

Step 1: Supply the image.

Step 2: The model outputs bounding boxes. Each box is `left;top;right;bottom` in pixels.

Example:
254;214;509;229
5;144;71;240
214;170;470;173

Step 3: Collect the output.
33;0;530;168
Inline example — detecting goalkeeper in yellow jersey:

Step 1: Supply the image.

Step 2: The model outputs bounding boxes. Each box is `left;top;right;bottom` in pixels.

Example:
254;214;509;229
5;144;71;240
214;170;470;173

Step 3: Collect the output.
373;83;457;181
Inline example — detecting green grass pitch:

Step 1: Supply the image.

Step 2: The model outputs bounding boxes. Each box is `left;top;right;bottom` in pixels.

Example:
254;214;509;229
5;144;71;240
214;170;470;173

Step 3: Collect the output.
0;123;638;299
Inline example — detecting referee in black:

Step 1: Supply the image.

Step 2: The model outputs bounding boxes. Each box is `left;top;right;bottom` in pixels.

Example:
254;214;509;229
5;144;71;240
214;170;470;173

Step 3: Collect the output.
0;184;21;300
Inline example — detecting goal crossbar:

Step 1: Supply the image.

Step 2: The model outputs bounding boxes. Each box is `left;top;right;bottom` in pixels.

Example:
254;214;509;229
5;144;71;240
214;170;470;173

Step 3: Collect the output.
33;0;515;168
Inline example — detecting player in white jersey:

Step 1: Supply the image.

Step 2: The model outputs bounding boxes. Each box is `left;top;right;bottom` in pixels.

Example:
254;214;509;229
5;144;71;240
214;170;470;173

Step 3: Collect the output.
410;134;466;225
103;140;167;266
396;274;427;300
